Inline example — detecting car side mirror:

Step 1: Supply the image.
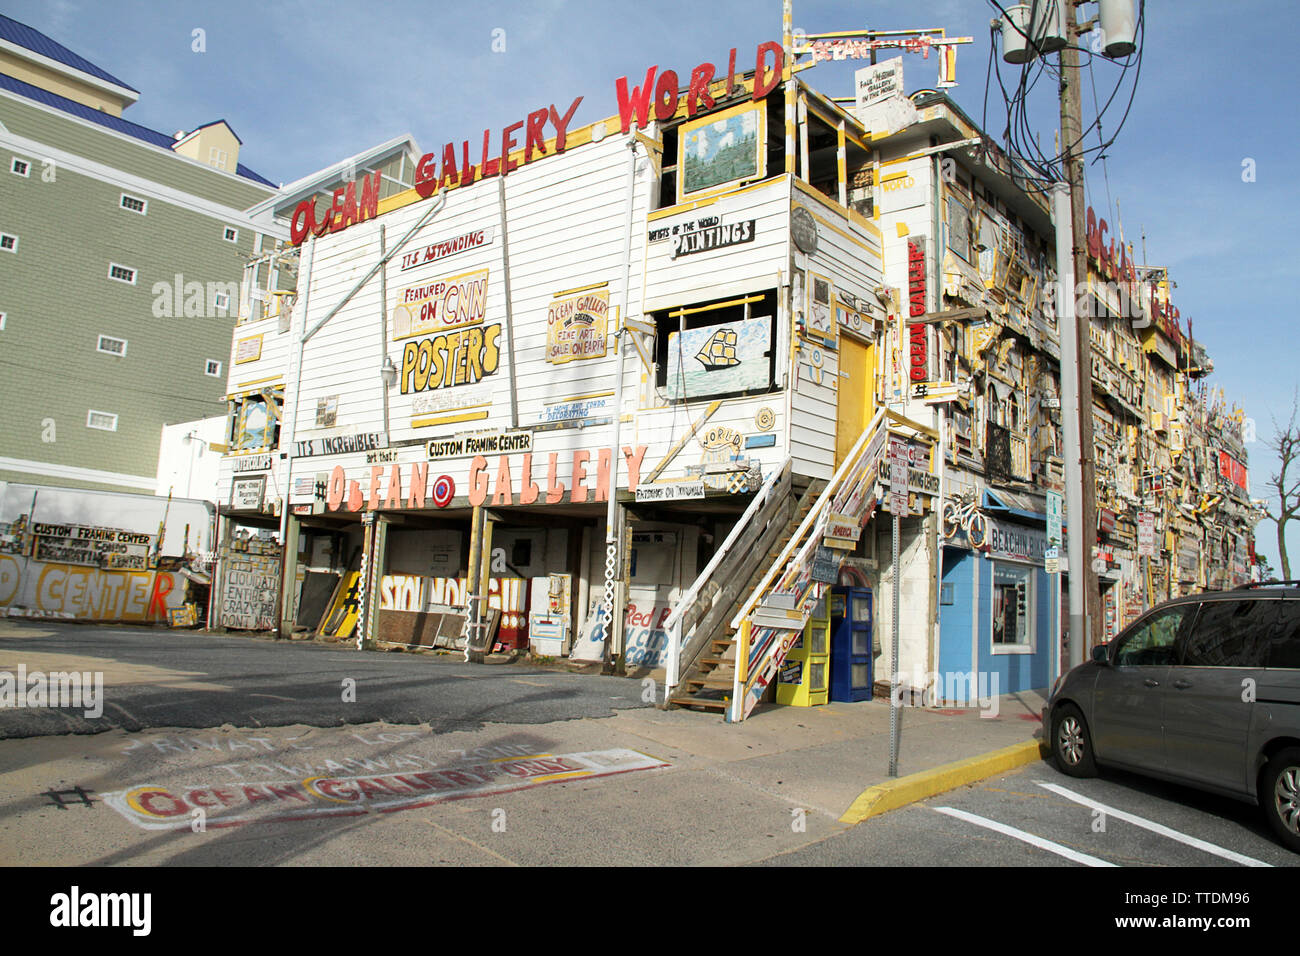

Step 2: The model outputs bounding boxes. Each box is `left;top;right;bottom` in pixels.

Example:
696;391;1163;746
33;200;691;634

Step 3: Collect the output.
1091;644;1110;666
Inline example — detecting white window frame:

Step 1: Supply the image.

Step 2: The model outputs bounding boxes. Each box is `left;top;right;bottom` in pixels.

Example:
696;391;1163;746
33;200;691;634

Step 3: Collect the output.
990;559;1036;655
96;334;128;356
0;312;6;330
209;147;228;170
86;409;119;432
223;226;239;243
214;292;232;311
10;157;30;177
119;193;148;215
108;263;137;285
0;233;17;253
205;359;222;377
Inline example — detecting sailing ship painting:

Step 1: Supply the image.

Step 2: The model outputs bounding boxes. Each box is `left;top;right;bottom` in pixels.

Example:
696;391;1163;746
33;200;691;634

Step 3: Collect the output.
695;328;740;370
666;317;770;399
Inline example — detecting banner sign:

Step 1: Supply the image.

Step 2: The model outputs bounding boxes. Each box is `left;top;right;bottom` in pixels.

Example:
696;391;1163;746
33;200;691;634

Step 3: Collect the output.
546;290;610;365
230;475;267;511
30;524;155;571
427;430;532;460
635;481;705;503
232;454;273;473
399;226;494;273
295;433;389;458
855;57;904;111
985;519;1049;564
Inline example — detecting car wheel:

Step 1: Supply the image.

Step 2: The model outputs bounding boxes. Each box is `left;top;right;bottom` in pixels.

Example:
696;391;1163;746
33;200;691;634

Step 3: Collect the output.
1261;747;1300;853
1051;703;1097;777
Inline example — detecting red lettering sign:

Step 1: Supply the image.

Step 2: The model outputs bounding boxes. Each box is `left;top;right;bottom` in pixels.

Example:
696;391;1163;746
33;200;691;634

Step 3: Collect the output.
907;239;927;382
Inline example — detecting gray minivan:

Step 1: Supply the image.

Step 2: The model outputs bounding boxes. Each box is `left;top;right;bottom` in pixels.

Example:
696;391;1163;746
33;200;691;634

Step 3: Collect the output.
1045;584;1300;852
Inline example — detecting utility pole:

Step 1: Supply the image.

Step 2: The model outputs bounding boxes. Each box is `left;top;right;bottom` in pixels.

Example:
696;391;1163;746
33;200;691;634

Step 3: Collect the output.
1058;0;1102;659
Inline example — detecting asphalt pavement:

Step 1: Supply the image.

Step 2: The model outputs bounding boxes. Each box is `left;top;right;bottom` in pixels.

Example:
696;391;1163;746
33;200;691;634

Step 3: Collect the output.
0;618;652;736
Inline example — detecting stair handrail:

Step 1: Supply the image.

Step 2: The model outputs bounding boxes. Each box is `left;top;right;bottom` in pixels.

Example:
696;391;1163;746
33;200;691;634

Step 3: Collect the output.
729;407;887;632
663;456;792;694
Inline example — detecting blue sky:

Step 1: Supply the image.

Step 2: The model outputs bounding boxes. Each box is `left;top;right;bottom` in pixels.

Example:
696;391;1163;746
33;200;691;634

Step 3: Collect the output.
6;0;1298;567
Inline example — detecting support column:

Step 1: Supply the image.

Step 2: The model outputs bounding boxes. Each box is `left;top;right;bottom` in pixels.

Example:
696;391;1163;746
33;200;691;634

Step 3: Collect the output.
277;512;302;639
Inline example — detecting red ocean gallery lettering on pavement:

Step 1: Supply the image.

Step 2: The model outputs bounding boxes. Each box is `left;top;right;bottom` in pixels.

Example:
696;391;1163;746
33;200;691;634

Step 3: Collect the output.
323;446;649;513
288;42;785;247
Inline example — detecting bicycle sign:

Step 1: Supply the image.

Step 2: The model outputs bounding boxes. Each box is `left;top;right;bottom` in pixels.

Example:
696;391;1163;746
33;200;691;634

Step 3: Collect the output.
941;494;988;548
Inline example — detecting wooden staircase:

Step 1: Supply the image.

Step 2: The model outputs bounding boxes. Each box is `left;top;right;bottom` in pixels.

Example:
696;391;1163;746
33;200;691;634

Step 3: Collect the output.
667;470;826;712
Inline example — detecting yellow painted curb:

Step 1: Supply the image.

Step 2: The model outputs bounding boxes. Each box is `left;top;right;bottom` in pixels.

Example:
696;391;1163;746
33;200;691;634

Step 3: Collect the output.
839;739;1047;824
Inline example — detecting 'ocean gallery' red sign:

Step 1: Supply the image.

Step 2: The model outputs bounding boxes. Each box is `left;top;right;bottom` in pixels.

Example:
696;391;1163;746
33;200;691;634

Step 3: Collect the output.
289;43;785;246
907;238;927;382
324;446;650;513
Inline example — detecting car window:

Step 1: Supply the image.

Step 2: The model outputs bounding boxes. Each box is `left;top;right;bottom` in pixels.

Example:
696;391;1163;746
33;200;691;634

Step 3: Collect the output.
1269;602;1300;668
1115;604;1191;666
1179;599;1274;667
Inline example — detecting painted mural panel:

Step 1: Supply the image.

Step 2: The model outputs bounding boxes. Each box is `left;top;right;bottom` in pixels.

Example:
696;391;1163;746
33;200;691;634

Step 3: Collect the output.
664;317;771;400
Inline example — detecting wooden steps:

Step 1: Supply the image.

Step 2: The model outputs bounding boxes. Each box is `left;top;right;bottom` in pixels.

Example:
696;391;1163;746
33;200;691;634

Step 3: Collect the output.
665;475;827;716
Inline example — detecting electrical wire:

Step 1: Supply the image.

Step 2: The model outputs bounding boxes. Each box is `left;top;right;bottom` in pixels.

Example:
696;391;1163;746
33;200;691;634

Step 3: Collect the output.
982;0;1145;184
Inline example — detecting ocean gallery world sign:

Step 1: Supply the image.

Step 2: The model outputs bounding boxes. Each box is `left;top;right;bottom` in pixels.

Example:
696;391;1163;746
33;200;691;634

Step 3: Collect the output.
322;446;650;513
288;42;786;247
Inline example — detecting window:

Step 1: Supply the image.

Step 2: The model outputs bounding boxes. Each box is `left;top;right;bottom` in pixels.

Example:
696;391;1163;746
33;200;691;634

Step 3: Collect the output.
108;263;137;284
209;147;228;170
96;334;128;356
119;193;147;214
10;157;29;177
991;562;1034;652
1115;604;1191;666
1180;600;1275;668
652;289;778;402
214;292;231;311
0;312;6;330
205;359;222;377
0;233;17;253
223;226;238;243
1269;603;1300;668
947;195;972;262
86;410;118;432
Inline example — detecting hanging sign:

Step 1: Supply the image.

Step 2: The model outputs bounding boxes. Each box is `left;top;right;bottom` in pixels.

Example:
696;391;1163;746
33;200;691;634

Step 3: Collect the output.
1137;511;1156;557
1047;491;1063;547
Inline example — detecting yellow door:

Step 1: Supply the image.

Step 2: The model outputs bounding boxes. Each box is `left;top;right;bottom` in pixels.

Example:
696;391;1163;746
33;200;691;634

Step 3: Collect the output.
835;335;875;466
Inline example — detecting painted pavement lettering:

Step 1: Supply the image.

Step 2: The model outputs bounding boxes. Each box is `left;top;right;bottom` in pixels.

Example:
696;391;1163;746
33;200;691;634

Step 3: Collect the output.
102;748;669;830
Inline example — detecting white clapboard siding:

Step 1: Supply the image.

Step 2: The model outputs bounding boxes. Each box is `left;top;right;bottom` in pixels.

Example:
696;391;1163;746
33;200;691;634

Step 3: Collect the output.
787;187;884;480
227;311;291;394
642;176;791;312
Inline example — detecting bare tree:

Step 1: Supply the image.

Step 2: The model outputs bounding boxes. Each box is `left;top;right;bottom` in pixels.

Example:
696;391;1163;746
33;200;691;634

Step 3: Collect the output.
1265;391;1300;579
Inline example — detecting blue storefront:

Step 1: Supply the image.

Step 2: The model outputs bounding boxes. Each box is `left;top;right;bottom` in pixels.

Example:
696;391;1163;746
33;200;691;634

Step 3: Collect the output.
937;490;1059;697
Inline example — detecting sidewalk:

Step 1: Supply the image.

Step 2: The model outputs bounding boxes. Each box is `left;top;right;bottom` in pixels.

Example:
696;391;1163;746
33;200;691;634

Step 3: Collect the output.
605;688;1049;822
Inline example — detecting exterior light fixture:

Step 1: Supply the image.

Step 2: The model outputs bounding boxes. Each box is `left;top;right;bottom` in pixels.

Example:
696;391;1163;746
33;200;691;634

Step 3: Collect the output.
380;356;397;388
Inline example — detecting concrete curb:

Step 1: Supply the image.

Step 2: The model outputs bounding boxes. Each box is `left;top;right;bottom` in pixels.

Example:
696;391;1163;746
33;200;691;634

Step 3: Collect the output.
839;739;1047;824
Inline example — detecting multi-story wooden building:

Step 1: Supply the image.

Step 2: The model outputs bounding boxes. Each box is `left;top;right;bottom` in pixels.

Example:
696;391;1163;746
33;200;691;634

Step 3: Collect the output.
212;40;1257;719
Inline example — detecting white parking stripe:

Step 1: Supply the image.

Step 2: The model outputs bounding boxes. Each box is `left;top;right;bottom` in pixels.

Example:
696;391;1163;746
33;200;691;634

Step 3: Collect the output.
932;806;1118;867
1035;782;1273;867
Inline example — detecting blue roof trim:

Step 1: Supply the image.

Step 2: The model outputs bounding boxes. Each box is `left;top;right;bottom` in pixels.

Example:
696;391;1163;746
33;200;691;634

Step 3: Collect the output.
0;13;138;93
0;73;274;188
982;489;1046;524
